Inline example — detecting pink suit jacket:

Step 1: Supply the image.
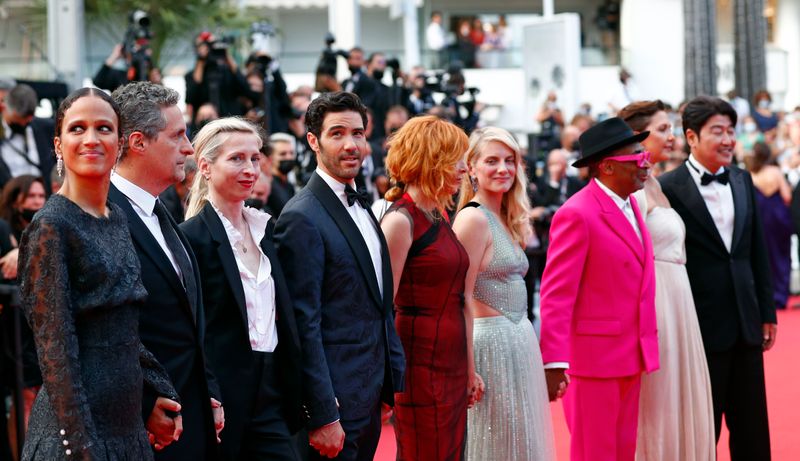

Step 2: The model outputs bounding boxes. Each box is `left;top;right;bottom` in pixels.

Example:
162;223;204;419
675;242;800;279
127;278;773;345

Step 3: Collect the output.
539;179;659;378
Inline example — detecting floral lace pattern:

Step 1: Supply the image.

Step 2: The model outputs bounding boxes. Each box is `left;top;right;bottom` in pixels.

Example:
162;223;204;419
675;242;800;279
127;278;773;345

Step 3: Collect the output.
18;195;177;461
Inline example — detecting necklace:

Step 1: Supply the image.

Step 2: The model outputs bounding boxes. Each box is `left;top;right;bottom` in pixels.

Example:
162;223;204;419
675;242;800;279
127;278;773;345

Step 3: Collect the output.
239;219;252;253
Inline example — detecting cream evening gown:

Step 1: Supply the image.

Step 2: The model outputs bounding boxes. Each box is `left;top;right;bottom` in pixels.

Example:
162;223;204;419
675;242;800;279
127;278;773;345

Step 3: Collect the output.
634;189;715;461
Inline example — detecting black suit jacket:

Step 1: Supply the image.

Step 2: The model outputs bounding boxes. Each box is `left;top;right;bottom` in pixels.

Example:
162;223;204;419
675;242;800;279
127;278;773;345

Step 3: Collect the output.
274;172;404;429
108;184;220;459
659;163;776;351
180;203;304;456
0;118;56;192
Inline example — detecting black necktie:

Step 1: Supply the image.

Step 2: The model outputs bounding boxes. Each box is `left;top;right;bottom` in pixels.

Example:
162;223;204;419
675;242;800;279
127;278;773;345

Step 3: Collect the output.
700;169;729;186
153;200;197;316
345;184;370;209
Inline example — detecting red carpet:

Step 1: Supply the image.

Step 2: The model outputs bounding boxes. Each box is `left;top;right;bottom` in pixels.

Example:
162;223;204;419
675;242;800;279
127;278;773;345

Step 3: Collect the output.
374;308;800;460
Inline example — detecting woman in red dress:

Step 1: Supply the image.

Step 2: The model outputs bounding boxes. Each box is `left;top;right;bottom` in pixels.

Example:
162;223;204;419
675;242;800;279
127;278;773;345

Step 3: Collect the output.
381;115;483;461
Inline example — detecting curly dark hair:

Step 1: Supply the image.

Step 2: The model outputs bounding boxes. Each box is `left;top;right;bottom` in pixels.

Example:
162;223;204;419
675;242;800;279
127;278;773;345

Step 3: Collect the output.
304;91;367;138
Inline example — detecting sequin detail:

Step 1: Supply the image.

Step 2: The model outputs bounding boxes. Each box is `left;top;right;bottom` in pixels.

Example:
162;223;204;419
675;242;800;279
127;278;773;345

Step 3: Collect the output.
472;206;529;323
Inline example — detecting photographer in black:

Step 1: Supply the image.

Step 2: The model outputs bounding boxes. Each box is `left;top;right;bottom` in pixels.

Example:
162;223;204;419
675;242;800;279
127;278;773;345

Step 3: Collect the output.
440;69;482;133
185;31;252;123
93;10;159;91
315;33;348;93
243;52;294;136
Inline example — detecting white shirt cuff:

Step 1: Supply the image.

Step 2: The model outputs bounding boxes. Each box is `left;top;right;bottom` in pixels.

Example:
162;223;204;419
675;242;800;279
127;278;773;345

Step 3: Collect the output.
544;362;569;370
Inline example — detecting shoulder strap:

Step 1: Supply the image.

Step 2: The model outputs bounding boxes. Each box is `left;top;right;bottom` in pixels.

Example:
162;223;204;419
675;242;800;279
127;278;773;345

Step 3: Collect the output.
408;220;441;259
462;201;481;209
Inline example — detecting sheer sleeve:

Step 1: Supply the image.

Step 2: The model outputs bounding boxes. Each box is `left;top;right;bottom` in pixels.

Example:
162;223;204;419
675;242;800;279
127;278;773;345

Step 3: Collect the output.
18;217;99;458
139;341;180;403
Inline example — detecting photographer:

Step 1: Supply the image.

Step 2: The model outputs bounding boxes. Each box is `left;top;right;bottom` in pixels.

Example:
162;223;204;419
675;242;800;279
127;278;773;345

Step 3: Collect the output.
405;66;435;116
185;31;252;123
93;10;156;91
440;70;482;133
244;52;294;135
314;33;348;93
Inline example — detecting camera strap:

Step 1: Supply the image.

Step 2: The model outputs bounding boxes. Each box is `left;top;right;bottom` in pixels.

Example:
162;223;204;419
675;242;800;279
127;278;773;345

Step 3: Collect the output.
0;136;41;170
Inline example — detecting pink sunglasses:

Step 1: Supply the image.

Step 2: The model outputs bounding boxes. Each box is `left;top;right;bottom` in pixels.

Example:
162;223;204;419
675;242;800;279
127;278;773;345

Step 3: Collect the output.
604;150;652;168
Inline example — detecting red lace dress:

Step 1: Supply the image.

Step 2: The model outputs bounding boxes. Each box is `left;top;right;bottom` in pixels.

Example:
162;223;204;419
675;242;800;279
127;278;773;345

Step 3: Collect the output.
390;194;470;461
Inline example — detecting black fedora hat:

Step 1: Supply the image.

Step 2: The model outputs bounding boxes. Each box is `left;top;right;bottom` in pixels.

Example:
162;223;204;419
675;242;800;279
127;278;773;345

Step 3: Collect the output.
573;117;649;168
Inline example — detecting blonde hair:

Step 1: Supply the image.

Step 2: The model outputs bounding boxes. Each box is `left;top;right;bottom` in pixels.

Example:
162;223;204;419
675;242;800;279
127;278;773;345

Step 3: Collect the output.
185;117;264;219
384;115;469;211
457;127;532;247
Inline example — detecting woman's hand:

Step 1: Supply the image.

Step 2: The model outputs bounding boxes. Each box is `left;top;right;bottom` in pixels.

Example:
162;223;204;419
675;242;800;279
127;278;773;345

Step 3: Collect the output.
467;372;485;408
1;248;19;279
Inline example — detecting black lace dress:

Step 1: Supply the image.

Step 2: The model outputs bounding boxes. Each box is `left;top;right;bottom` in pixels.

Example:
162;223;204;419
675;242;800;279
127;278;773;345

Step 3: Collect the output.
18;194;178;461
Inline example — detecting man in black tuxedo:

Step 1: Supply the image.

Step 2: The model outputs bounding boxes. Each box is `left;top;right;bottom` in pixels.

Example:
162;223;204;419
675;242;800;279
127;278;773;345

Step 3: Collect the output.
659;96;776;460
0;84;56;192
274;91;404;460
110;82;222;460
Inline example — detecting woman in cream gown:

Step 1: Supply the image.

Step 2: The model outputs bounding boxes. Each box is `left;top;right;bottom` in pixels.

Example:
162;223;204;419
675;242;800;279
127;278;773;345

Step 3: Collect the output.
619;101;715;461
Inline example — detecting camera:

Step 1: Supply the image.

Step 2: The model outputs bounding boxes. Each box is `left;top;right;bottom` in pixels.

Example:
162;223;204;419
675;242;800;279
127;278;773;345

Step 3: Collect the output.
123;10;153;81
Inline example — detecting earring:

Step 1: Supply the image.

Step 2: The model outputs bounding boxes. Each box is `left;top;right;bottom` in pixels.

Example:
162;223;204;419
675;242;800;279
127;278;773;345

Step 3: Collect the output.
56;155;63;177
470;176;478;193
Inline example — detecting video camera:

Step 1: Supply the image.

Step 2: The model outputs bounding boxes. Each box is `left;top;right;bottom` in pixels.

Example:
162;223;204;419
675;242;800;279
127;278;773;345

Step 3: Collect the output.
316;32;349;77
123;10;153;81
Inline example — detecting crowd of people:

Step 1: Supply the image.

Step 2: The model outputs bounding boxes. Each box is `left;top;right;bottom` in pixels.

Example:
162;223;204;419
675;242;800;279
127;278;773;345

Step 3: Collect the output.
0;34;793;461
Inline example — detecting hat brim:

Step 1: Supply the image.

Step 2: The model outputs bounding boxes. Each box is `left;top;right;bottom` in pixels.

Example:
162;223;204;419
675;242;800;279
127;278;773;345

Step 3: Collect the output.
572;130;650;168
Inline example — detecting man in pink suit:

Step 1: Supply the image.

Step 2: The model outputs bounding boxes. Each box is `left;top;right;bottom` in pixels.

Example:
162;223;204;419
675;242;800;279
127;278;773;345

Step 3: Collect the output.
539;117;659;461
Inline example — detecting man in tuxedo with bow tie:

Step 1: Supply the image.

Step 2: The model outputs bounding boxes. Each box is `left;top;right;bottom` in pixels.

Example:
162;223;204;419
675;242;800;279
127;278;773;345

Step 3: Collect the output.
110;82;223;460
0;84;56;192
659;96;776;460
274;91;404;460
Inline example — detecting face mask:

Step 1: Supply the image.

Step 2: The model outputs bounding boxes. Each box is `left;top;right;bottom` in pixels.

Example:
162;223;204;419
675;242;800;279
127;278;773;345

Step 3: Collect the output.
244;198;264;210
758;99;771;110
744;122;757;133
349;65;361;75
372;69;385;81
20;208;38;222
278;159;295;175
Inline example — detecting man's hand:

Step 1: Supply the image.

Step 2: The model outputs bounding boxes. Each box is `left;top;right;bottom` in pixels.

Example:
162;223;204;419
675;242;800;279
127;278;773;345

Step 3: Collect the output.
104;43;124;67
146;397;182;450
0;248;19;279
380;403;393;425
309;421;345;458
545;368;568;401
467;372;485;408
210;398;224;443
762;323;778;351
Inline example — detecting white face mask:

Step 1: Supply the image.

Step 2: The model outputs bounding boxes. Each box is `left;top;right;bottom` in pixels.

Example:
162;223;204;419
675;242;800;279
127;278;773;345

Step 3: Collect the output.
744;122;757;133
758;99;771;110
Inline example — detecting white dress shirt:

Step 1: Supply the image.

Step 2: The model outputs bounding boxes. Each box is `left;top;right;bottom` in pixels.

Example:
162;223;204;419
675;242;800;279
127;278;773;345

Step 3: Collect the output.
316;168;384;296
1;119;41;178
426;22;446;51
212;202;278;353
594;178;642;242
686;155;735;252
111;173;184;279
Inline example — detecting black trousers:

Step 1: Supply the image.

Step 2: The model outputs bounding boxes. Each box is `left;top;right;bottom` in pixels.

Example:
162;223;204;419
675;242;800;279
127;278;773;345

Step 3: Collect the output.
235;351;300;461
306;400;382;461
706;340;771;460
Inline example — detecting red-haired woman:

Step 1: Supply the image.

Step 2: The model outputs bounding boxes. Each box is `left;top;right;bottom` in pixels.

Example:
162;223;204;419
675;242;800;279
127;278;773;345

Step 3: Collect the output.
381;115;482;460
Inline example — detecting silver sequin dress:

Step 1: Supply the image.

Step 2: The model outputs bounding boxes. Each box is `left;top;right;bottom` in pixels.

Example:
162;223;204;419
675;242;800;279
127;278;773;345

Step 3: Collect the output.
466;205;555;461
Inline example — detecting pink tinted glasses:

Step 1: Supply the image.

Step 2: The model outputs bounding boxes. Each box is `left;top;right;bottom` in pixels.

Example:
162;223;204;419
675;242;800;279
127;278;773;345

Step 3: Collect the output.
605;150;652;168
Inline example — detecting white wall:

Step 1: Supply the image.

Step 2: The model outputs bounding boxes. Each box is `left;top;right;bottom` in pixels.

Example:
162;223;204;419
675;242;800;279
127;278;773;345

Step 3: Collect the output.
620;0;684;105
776;0;800;108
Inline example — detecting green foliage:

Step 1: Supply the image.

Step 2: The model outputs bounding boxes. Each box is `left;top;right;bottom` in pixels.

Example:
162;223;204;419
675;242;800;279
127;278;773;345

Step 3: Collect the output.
84;0;241;66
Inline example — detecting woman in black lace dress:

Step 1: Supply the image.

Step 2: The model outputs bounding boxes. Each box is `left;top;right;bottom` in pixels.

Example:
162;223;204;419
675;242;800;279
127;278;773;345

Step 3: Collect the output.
18;88;178;460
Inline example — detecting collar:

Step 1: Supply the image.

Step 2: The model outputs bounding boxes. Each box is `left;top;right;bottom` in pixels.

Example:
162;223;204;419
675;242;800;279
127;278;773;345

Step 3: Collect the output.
687;154;725;179
315;168;357;208
111;172;158;216
209;200;271;250
594;178;631;212
1;119;27;140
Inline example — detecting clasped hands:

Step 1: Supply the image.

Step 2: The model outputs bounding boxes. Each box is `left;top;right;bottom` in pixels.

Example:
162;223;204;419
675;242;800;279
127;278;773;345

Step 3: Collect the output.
146;397;225;450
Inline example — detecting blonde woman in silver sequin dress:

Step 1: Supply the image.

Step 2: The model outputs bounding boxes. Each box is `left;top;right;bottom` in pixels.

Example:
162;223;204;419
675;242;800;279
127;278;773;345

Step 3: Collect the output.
454;127;556;461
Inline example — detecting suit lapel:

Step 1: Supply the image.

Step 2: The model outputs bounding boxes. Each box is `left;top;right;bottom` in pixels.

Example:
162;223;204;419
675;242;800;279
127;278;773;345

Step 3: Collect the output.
729;168;748;251
109;184;195;320
667;164;729;253
307;173;384;310
199;204;248;329
590;181;644;263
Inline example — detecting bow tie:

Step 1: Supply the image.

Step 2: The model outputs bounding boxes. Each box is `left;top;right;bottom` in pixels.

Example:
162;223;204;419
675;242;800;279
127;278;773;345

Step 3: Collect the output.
345;184;370;209
700;169;729;186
